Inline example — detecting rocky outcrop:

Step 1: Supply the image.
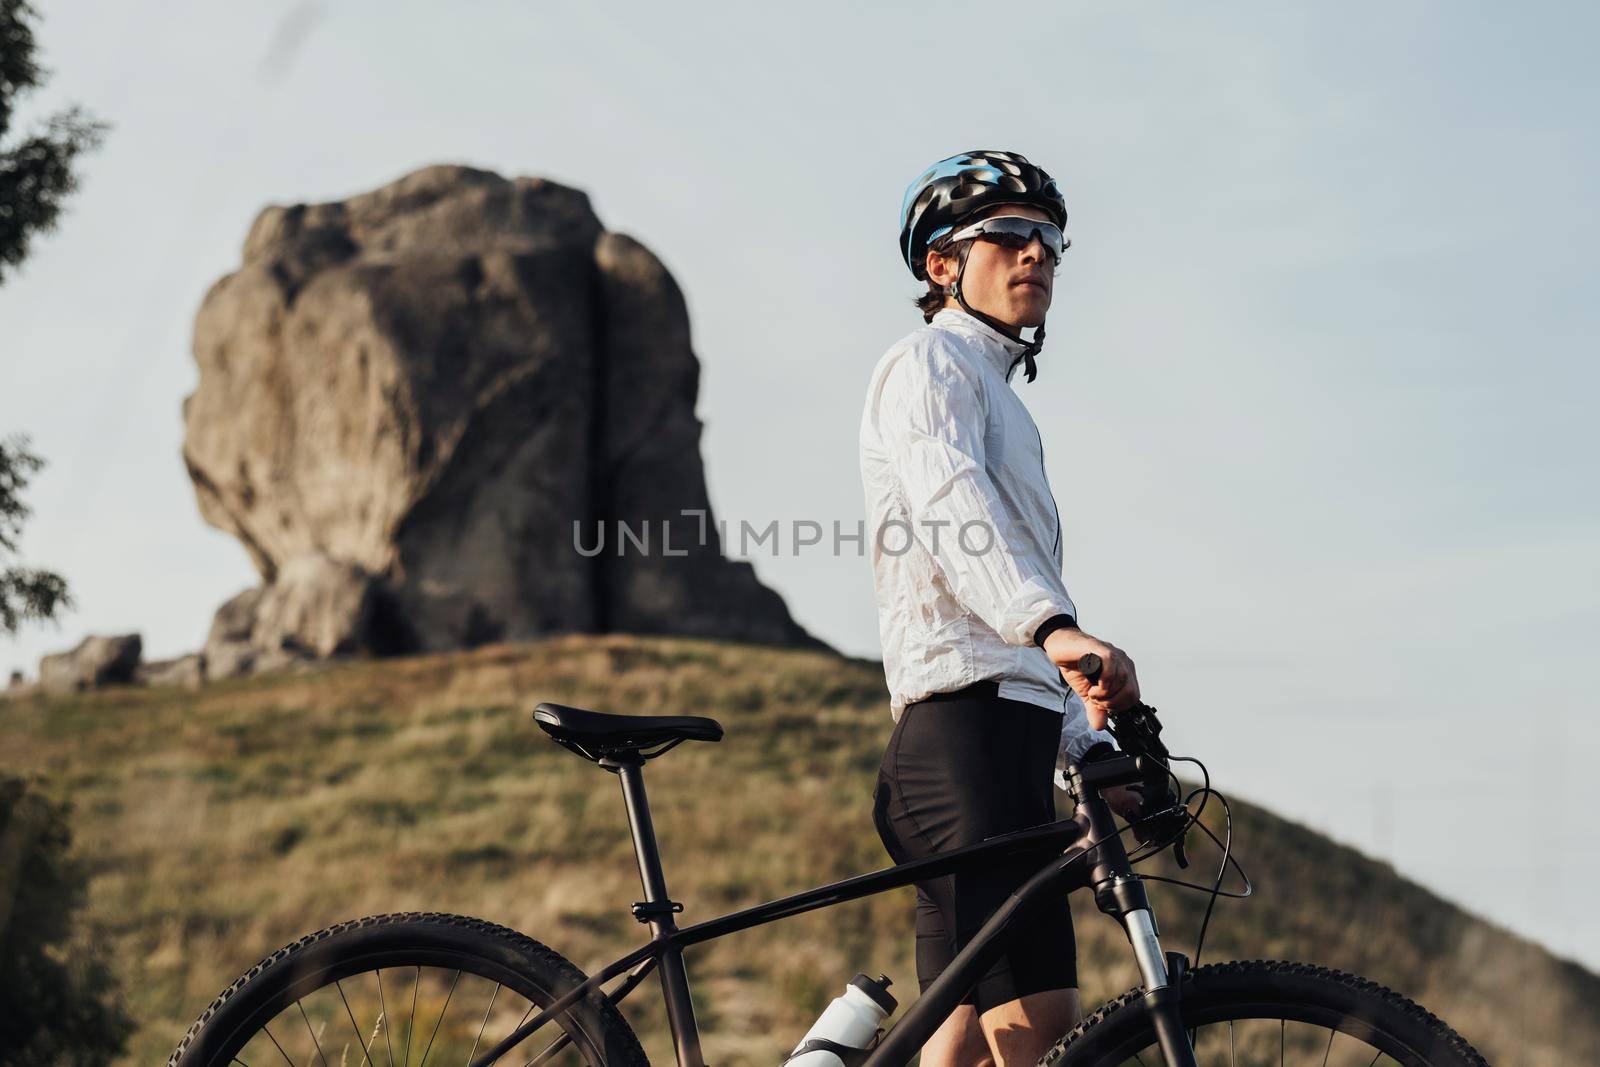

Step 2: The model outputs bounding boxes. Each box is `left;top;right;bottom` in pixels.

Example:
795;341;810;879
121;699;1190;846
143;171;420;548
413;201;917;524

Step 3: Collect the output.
38;634;142;693
137;654;205;690
184;165;819;675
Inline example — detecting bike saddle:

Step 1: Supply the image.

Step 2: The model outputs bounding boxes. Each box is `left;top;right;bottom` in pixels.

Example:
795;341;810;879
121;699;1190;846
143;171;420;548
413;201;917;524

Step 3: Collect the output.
533;702;724;763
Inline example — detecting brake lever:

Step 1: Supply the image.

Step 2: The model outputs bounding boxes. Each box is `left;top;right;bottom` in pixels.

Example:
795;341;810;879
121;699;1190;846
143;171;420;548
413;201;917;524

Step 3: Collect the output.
1076;654;1190;868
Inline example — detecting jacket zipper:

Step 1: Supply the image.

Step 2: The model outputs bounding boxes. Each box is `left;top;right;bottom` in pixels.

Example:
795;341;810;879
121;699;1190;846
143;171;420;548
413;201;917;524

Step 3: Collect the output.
1032;420;1062;557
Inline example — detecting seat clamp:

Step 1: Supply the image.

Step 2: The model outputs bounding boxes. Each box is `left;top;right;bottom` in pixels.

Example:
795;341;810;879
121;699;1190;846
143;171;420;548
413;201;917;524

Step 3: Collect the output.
631;900;684;924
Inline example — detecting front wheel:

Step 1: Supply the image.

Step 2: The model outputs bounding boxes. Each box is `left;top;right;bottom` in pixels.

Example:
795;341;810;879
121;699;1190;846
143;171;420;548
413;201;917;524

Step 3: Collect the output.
167;912;649;1067
1044;960;1487;1067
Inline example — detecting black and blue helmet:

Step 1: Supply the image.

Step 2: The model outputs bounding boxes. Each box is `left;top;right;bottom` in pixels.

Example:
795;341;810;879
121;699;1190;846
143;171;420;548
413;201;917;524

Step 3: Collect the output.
899;150;1068;280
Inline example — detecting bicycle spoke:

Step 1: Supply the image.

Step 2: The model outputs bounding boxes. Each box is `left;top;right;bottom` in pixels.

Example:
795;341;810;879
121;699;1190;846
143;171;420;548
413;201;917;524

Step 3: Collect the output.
1228;1019;1235;1067
1279;1018;1285;1067
336;979;378;1067
264;1023;297;1067
495;1000;542;1059
1132;1053;1148;1067
415;968;462;1067
377;970;396;1067
237;965;556;1067
466;983;501;1067
521;1029;574;1067
297;1000;331;1067
1365;1051;1383;1067
480;996;576;1067
404;966;420;1067
1321;1026;1335;1067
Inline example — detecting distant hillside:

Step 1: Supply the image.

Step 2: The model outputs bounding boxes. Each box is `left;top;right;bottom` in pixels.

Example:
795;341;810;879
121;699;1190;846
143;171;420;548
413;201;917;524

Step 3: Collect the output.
2;635;1592;1065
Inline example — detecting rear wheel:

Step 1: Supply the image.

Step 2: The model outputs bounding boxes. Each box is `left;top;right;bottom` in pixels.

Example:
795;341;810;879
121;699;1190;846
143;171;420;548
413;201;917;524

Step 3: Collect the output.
167;912;649;1067
1043;960;1487;1067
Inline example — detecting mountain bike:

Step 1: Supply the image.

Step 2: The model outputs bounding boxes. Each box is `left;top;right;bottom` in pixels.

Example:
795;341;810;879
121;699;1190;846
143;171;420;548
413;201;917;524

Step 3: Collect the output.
167;655;1488;1067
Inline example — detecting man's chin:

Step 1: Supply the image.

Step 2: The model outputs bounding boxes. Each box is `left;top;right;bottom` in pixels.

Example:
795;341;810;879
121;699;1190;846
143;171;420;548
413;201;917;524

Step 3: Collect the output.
1009;290;1051;327
1010;303;1049;329
970;293;1050;330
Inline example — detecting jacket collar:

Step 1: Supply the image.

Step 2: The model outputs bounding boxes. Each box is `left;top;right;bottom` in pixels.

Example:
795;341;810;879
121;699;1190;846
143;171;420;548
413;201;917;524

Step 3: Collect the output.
931;307;1028;382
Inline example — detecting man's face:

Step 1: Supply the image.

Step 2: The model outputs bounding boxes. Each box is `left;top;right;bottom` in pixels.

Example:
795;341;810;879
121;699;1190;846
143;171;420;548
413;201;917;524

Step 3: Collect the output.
925;203;1057;328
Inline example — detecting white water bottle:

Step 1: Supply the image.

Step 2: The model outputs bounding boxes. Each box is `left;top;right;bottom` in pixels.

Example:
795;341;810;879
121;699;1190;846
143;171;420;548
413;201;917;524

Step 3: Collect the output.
782;973;897;1067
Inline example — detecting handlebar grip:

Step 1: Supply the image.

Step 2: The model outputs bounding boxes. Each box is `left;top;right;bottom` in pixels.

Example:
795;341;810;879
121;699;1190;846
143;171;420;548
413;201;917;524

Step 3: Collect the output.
1077;652;1103;682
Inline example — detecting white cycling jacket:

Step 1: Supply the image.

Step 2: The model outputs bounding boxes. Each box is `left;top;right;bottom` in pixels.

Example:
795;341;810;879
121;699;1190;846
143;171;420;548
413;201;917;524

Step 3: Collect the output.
859;307;1114;781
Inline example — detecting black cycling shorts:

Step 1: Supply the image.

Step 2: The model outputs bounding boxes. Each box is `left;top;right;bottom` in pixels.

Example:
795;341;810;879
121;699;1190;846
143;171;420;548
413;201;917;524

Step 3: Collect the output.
871;681;1077;1013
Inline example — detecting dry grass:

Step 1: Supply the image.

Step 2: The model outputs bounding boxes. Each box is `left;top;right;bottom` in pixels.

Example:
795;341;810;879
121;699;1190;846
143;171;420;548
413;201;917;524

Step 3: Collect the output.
1;633;1593;1065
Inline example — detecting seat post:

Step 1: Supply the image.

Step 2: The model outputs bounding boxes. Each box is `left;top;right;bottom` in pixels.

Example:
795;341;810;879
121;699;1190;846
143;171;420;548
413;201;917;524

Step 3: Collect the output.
608;757;705;1067
613;758;673;908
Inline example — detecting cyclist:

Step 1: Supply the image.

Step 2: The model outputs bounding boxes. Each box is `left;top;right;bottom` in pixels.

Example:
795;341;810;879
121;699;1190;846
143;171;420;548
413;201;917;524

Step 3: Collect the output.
860;150;1146;1067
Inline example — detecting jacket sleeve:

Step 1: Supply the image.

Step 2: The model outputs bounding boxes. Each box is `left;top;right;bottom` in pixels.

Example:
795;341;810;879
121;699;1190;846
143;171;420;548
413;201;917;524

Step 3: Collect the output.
875;341;1077;646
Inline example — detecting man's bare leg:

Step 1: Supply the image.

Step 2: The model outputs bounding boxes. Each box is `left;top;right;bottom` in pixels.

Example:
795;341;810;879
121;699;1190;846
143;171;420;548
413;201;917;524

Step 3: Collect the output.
978;988;1082;1067
920;1003;995;1067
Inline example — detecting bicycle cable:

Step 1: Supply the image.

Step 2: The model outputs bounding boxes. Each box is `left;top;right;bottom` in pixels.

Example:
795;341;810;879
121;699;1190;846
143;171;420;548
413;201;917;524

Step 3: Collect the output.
1087;750;1253;970
1069;658;1253;973
1170;754;1247;966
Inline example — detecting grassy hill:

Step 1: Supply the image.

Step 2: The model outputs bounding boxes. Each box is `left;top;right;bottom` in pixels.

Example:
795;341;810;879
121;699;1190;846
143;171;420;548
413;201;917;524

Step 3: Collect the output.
2;634;1593;1065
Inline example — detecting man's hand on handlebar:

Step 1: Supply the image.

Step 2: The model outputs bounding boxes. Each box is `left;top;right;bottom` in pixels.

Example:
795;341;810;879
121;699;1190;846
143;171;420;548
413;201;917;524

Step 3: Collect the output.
1069;651;1189;864
1042;628;1141;730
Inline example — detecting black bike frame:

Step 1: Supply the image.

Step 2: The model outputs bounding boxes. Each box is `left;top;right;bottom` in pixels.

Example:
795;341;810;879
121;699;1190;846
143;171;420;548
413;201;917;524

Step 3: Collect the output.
468;754;1196;1067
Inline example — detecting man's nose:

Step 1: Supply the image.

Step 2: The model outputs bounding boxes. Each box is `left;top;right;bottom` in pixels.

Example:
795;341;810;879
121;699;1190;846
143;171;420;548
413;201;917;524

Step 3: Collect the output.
1020;237;1048;264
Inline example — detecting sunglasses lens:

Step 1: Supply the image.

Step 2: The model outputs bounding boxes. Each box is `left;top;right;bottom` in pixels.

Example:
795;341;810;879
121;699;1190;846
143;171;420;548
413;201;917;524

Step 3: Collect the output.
981;218;1064;258
951;216;1068;259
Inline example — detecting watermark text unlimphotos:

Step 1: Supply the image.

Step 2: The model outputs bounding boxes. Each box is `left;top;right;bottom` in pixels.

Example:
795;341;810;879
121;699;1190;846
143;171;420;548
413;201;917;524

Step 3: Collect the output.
572;510;1048;559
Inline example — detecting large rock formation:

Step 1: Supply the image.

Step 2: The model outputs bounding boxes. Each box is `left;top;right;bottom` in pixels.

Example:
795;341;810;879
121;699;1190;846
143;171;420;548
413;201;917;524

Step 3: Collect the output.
185;165;820;674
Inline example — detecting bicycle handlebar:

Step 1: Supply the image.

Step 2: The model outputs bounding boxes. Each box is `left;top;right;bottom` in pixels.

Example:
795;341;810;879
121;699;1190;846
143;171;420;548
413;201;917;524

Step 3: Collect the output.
1075;653;1191;868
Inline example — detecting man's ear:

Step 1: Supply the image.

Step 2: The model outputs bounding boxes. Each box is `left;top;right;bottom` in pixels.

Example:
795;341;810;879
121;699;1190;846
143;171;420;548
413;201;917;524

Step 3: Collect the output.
925;247;957;287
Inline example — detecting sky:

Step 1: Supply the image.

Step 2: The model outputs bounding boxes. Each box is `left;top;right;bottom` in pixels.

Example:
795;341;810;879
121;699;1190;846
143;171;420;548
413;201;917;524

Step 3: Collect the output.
3;2;1597;972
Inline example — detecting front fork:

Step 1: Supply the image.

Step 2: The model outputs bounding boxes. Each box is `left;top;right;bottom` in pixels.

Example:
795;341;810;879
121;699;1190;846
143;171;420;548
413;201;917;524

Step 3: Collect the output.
1097;875;1195;1067
1068;762;1198;1067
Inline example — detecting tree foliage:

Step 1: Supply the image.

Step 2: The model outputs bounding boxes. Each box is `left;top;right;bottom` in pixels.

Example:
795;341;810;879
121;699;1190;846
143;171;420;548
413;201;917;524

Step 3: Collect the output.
0;1;96;635
0;435;70;635
1;0;106;284
0;776;132;1065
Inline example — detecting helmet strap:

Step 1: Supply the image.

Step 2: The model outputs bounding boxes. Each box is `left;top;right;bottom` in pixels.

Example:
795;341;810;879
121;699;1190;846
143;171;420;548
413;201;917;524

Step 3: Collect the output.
950;243;1045;383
